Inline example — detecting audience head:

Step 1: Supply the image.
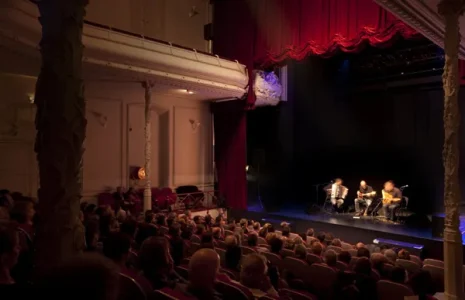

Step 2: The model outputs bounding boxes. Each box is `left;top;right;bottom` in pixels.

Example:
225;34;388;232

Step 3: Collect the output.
253;222;260;231
269;236;283;254
144;210;154;223
390;266;406;283
239;218;247;227
371;252;388;272
384;249;397;264
317;232;326;243
156;214;166;226
311;242;323;256
355;242;365;249
204;214;212;226
338;250;352;265
200;232;215;249
282;225;291;237
134;223;158;249
139;236;173;277
212;227;221;239
195;224;205;235
84;220;100;251
325;249;337;267
168;223;181;238
188;249;220;290
258;227;268;238
331;238;342;247
10;201;35;224
0;223;20;271
357;247;370;259
306;228;315;237
294;244;307;260
193;215;201;224
102;232;131;265
247;233;258;247
398;249;410;260
240;253;268;289
225;235;237;247
354;257;371;276
120;218;137;238
408;270;436;296
40;253;119;300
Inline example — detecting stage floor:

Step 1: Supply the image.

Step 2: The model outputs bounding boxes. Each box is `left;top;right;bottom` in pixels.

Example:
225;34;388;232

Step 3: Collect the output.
238;204;465;249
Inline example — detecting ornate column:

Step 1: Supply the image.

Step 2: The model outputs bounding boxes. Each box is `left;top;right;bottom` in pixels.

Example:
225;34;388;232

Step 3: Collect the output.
142;81;153;212
34;0;87;271
439;1;464;299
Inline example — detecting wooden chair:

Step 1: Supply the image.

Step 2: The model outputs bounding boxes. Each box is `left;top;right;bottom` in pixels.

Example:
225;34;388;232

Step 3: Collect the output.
326;245;343;254
281;249;295;258
410;255;422;266
188;242;200;256
217;240;227;250
336;260;348;271
423;258;444;268
215;247;226;267
175;265;189;280
257;237;268;245
282;256;310;280
396;259;421;275
306;253;322;265
214;281;253;300
241;246;257;255
263;251;283;271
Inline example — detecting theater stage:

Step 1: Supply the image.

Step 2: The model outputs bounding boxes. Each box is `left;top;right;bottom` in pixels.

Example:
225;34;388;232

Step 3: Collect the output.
229;204;465;260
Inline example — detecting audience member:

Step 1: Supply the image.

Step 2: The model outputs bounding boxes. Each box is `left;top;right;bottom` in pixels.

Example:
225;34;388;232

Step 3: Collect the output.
139;236;186;289
311;242;323;256
355;242;365;249
306;228;315;237
294;244;307;261
407;270;437;300
354;257;378;300
178;249;222;300
338;250;352;265
384;249;397;264
0;224;20;288
200;232;215;249
331;238;342;248
169;223;185;266
269;237;283;256
240;253;279;298
357;247;370;259
224;236;241;272
398;249;411;260
282;225;291;238
325;249;338;270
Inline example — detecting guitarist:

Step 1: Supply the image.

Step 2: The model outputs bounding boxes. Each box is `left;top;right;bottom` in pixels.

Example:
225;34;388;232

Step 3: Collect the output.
354;180;376;216
381;180;402;221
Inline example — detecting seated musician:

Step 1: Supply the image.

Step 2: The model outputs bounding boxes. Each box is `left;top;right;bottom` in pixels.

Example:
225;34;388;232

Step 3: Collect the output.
382;180;402;221
331;178;348;212
354;180;376;216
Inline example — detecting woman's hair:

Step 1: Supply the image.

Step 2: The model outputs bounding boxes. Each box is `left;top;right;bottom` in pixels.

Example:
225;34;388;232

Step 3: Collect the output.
10;201;33;224
225;245;242;270
139;237;172;277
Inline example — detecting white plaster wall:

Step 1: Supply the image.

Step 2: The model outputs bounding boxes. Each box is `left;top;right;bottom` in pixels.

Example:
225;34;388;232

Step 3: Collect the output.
0;74;214;201
86;0;210;52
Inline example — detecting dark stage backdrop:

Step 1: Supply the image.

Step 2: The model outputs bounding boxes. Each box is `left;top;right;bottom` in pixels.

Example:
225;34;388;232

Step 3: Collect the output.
247;56;465;215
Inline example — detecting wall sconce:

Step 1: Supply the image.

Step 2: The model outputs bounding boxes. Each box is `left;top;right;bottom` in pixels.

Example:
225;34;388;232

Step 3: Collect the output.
27;93;35;104
189;119;201;131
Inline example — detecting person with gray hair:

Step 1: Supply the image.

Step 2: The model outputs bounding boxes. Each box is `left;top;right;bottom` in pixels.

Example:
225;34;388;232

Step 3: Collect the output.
324;249;338;270
240;253;279;298
384;249;397;264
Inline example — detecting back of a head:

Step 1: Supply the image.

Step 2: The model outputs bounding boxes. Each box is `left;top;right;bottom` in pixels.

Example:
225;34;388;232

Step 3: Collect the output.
331;238;342;247
135;223;158;247
10;201;33;224
384;249;397;263
408;270;436;295
294;244;307;260
258;227;268;238
371;253;387;270
398;249;411;260
306;228;314;237
120;218;137;238
269;236;283;254
354;257;371;276
156;214;166;226
225;235;237;247
338;250;352;264
355;242;365;249
312;242;323;256
189;248;219;289
247;233;258;247
253;222;260;230
40;253;118;300
282;225;291;237
240;253;267;289
317;232;326;243
325;249;337;267
357;247;370;258
138;236;172;276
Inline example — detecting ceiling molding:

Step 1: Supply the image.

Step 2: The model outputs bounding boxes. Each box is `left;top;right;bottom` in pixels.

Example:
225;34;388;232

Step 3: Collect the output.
374;0;465;59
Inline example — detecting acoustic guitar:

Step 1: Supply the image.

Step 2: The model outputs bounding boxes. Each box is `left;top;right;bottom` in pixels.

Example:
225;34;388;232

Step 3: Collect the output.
382;191;401;205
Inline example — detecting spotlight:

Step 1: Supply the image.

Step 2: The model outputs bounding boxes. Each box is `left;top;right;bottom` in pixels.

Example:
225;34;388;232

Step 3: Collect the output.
245;165;249;172
185;89;194;94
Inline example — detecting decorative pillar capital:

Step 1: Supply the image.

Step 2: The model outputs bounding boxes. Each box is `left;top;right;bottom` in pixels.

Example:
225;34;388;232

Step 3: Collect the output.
438;0;465;17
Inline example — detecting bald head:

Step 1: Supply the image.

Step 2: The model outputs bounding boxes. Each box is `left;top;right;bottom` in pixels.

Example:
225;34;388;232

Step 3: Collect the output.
189;248;220;289
225;235;237;247
360;180;366;187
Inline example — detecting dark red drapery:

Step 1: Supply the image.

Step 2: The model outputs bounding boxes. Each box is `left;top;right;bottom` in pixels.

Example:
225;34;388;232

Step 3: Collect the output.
212;0;421;210
213;100;248;210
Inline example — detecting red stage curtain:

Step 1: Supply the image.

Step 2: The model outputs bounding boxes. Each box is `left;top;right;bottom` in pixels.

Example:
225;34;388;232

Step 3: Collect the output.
212;100;248;210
